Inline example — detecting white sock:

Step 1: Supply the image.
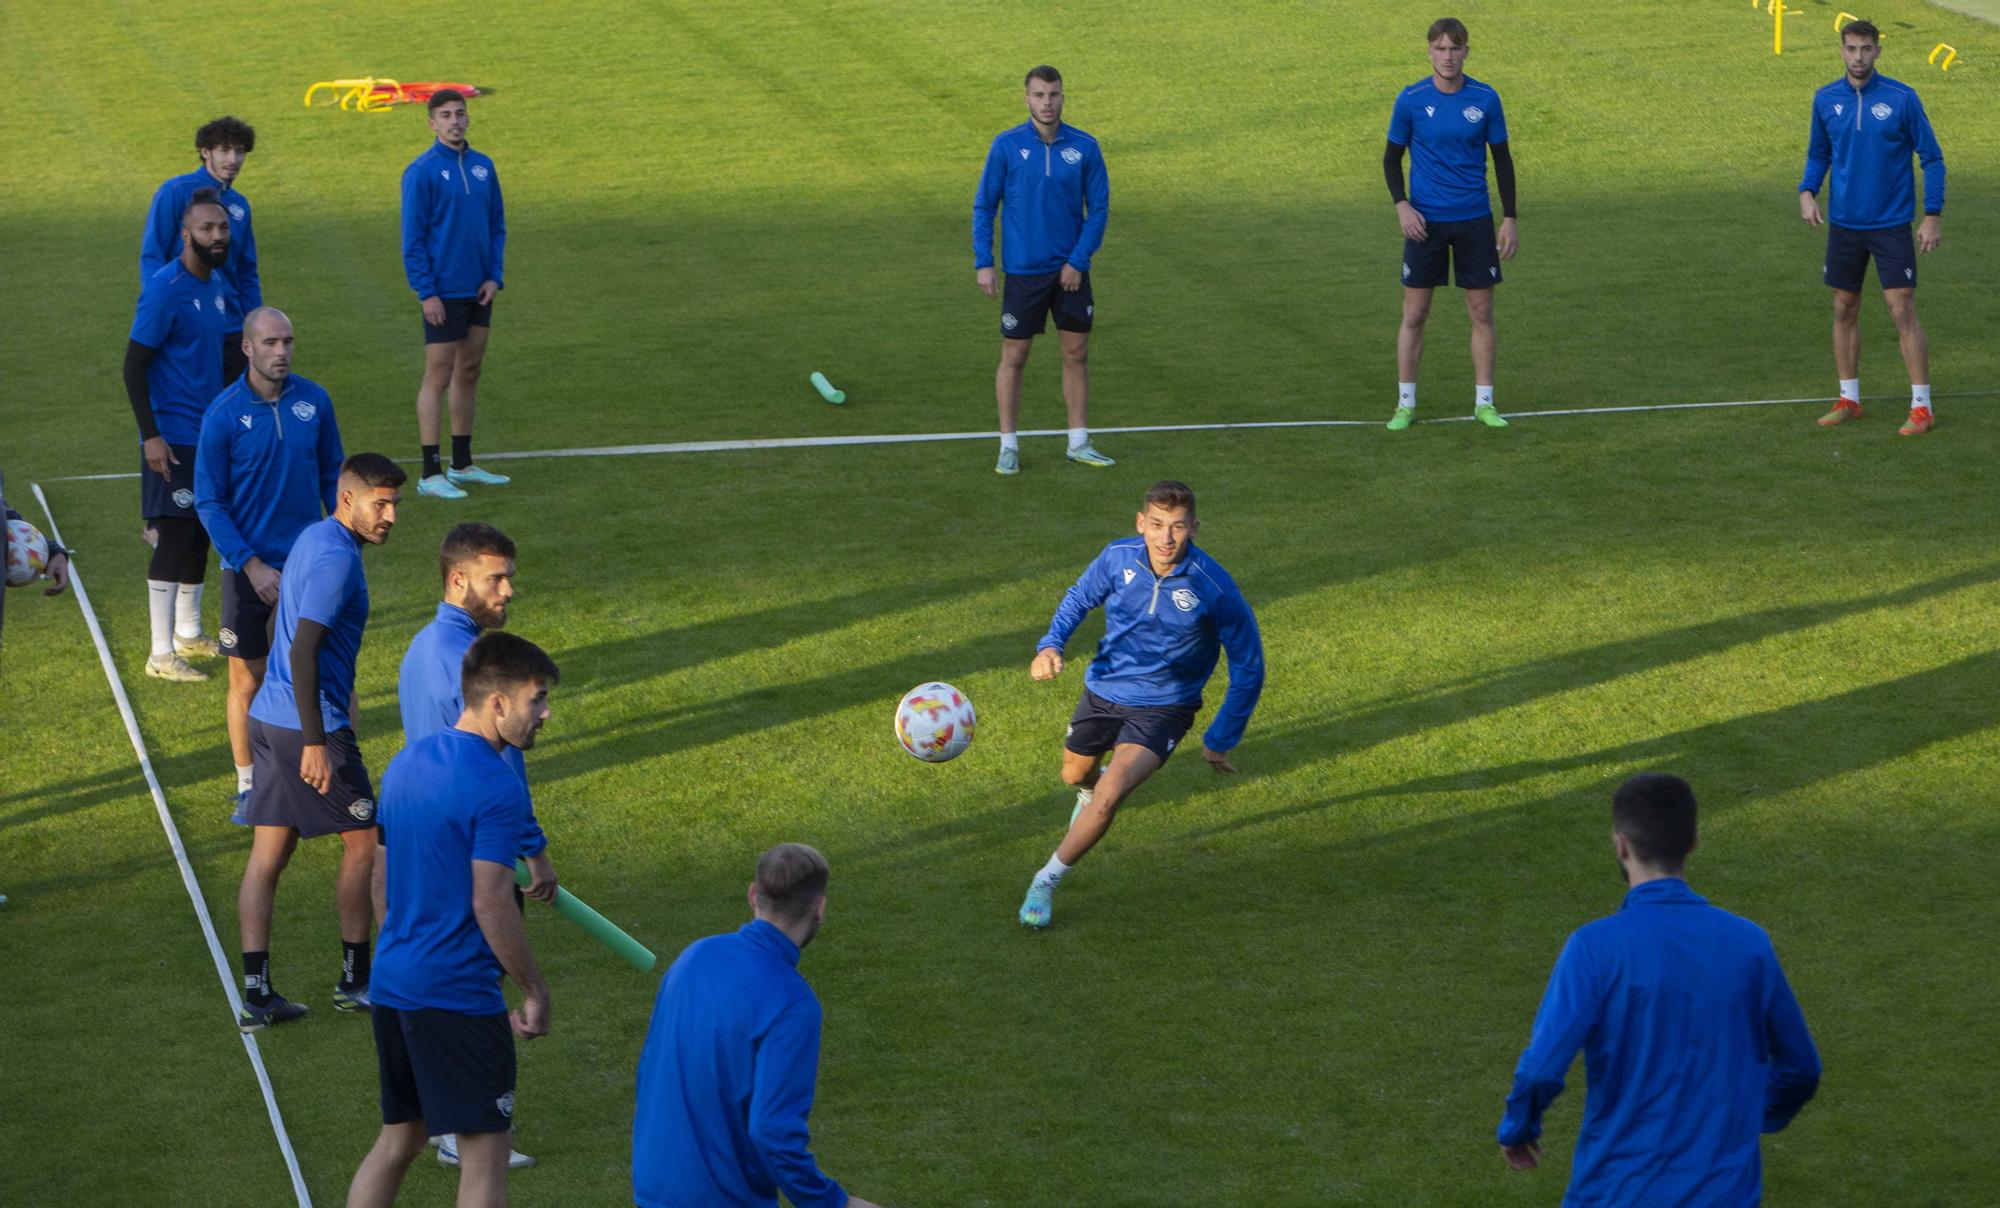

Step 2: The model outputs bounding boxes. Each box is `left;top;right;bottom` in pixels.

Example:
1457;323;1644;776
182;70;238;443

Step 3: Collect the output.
236;764;254;793
1075;785;1095;808
1036;853;1071;886
1397;382;1415;410
1475;385;1494;410
1840;378;1860;403
148;580;176;657
1067;426;1088;451
174;583;204;639
1912;384;1931;411
1000;432;1020;453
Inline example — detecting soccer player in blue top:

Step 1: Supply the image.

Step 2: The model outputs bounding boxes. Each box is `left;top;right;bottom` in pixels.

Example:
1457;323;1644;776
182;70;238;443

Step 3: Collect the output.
973;64;1114;475
1384;18;1517;431
194;307;345;819
127;186;238;683
347;631;558;1208
141;116;261;382
1496;774;1821;1205
402;88;512;501
1019;480;1264;928
632;844;886;1208
235;453;403;1031
1800;19;1946;437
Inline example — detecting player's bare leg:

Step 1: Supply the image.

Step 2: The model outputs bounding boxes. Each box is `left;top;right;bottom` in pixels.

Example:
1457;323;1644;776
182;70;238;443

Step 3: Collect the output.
994;338;1032;473
347;1121;428;1208
1883;287;1933;434
337;827;379;941
1022;743;1163;927
1467;288;1505;426
447;323;488;447
1390;287;1432;429
450;1130;514;1208
239;825;300;951
417;342;458;450
1819;289;1866;426
225;657;264;779
1057;329;1112;465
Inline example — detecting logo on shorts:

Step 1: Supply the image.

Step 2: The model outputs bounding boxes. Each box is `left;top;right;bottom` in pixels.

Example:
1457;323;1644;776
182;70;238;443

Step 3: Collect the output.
472;164;490;181
1490;266;1499;278
1086;304;1094;317
219;628;238;649
1166;737;1176;751
228;203;246;221
1171;588;1199;612
1061;147;1082;165
497;1091;515;1118
1462;106;1484;122
1065;723;1074;738
291;400;317;422
1123;568;1136;584
1905;267;1914;280
1001;312;1019;331
348;798;375;821
1871;103;1892;121
172;488;194;508
1401;261;1411;280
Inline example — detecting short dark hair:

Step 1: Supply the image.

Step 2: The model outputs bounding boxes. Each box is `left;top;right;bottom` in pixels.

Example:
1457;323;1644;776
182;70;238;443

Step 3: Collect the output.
195;115;256;154
1143;480;1197;517
428;88;467;114
755;844;830;924
1024;65;1062;88
1612;773;1698;869
183;187;225;225
1427;17;1469;46
1840;18;1880;43
439;522;517;587
340;452;407;490
461;630;559;704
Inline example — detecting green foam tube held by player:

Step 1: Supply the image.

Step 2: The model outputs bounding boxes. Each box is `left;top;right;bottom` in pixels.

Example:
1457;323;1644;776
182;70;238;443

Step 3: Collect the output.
810;371;846;404
515;861;657;973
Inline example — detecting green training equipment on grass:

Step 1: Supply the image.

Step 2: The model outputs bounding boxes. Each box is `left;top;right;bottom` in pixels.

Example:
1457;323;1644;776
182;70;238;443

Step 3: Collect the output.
810;372;846;404
515;861;656;972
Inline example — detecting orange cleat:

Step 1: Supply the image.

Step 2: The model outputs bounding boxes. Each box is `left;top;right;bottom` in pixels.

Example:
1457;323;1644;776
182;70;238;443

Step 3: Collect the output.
1817;398;1863;427
1898;406;1934;436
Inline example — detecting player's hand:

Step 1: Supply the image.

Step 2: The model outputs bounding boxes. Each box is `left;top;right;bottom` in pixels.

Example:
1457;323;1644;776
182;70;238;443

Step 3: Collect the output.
1059;264;1083;292
1917;215;1941;253
42;551;70;596
299;743;332;795
1497;217;1518;262
513;985;550;1038
1799;192;1823;228
244;557;282;605
1501;1141;1542;1170
475;279;500;305
1201;745;1238;774
976;267;997;297
1030;648;1063;680
1396;201;1428;241
143;437;179;477
522;853;558;903
420;295;447;325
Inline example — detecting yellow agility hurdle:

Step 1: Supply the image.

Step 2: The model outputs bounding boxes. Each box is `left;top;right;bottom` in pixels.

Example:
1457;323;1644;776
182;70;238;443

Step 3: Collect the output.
303;78;405;112
1929;43;1957;72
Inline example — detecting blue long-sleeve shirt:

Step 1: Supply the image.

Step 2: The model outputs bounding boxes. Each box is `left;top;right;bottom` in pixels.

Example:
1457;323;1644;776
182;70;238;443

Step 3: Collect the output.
193;374;343;571
973;122;1109;275
140;166;262;319
397;602;547;856
401;140;506;300
632;920;848;1208
1498;878;1821;1207
1800;73;1944;230
1039;538;1264;752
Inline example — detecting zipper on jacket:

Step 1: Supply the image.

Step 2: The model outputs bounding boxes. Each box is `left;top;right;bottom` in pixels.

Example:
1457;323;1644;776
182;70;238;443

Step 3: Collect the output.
1147;566;1162;615
1044;142;1051;177
458;149;470;194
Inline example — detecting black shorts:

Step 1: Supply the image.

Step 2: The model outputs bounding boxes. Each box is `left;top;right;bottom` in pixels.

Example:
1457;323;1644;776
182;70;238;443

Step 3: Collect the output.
1001;270;1093;339
244;719;377;837
423;297;493;344
1825;223;1917;292
1065;687;1198;764
1401;214;1502;290
373;1004;516;1137
218;567;276;660
139;444;199;520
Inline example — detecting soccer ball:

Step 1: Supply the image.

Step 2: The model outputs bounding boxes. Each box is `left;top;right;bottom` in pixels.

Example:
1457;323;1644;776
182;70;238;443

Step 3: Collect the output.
895;682;976;763
5;518;49;587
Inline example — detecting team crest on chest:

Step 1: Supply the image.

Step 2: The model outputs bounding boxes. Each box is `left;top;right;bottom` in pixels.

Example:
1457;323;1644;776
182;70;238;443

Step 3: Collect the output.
291;400;317;422
1462;106;1484;123
472;164;490;181
228;203;246;221
1871;102;1892;121
1061;147;1082;164
1171;588;1199;612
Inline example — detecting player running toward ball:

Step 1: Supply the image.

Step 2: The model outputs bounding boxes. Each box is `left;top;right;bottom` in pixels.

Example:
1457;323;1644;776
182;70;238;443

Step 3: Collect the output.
1383;17;1517;431
1018;480;1264;928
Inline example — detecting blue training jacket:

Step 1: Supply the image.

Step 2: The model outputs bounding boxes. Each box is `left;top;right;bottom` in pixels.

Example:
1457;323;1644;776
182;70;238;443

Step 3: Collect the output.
1498;878;1822;1207
401;140;507;299
1800;73;1944;230
193;374;343;571
632;921;848;1208
140;166;262;319
1039;538;1264;752
973;122;1109;275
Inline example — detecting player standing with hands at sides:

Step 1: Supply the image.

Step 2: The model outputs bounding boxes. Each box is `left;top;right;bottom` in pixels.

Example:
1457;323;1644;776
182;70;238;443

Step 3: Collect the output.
1384;18;1517;431
346;632;559;1208
1495;774;1821;1202
1800;19;1945;436
194;308;345;823
973;65;1114;475
632;844;886;1208
127;187;237;682
234;453;403;1031
402;89;510;500
141;117;261;382
1019;481;1263;929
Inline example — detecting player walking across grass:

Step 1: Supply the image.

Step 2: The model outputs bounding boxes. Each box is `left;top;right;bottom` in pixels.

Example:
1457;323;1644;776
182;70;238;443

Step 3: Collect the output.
141;116;261;383
1800;19;1945;437
1383;17;1517;431
1018;480;1263;928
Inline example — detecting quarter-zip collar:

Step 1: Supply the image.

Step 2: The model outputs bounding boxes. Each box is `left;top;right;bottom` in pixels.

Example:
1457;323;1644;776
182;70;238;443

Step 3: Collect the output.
741;918;803;966
1617;877;1704;910
432;599;481;637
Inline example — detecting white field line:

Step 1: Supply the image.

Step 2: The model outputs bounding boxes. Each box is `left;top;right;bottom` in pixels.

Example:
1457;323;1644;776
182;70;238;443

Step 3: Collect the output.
30;484;314;1208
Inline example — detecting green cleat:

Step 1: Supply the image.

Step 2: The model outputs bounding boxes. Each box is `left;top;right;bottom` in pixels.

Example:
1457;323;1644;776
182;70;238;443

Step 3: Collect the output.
1474;404;1509;428
1385;406;1414;431
1018;878;1055;929
995;446;1020;476
1065;442;1115;468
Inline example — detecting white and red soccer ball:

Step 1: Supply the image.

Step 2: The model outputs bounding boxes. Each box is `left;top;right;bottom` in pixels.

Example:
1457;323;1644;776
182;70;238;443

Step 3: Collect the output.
5;518;49;587
895;682;976;763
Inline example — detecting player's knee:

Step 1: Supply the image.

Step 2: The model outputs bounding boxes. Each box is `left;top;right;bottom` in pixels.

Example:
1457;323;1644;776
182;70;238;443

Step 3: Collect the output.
1060;762;1094;786
453;357;485;384
1831;293;1861;321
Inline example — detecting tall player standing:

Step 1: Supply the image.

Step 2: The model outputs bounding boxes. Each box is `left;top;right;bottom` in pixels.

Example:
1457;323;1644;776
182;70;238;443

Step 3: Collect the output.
141;117;261;383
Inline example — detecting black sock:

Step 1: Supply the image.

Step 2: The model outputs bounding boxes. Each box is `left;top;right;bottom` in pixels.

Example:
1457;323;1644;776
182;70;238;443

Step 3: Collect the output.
340;940;371;990
421;445;443;479
450;434;473;471
243;950;272;1006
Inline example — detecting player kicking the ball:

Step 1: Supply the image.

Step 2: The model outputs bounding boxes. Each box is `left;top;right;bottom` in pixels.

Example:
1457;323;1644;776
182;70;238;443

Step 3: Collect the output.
1018;481;1264;928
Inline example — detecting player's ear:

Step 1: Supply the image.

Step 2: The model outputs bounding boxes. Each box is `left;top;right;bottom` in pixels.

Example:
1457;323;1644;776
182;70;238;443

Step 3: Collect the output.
746;882;760;912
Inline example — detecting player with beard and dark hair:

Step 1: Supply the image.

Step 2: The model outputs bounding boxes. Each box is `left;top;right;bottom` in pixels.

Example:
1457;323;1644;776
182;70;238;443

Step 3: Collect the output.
127;187;238;682
142;116;261;381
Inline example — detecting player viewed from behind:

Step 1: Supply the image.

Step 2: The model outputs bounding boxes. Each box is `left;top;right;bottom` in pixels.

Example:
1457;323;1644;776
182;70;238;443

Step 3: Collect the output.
1384;17;1517;431
1800;19;1945;436
402;88;511;500
347;632;559;1208
1496;774;1821;1202
141;117;261;382
194;307;345;823
973;65;1114;475
1018;480;1263;929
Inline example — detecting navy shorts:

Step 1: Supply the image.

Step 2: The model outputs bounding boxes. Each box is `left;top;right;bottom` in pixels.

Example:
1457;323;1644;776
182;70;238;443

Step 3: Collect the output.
139;444;198;520
244;719;377;837
372;1004;517;1136
1066;687;1198;764
423;297;493;345
218;567;275;660
1825;223;1917;292
1001;270;1093;339
1401;214;1502;290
